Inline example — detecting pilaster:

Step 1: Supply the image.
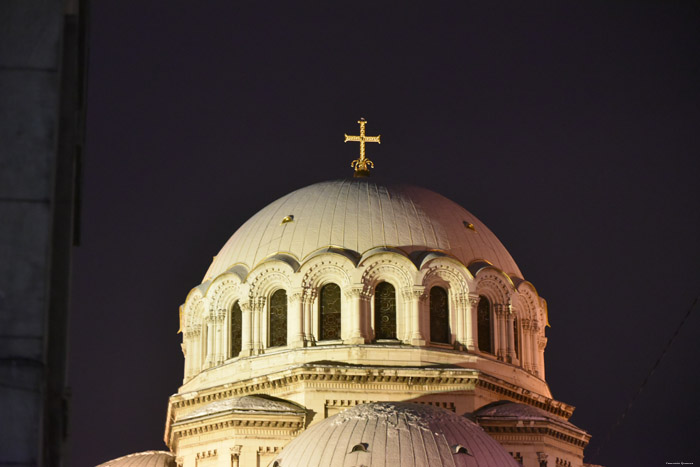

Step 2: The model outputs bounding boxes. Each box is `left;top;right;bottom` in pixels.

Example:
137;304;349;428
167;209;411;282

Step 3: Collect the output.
288;289;306;348
405;286;426;346
506;304;516;364
343;286;366;344
466;293;480;351
494;304;508;361
240;301;253;357
251;297;264;355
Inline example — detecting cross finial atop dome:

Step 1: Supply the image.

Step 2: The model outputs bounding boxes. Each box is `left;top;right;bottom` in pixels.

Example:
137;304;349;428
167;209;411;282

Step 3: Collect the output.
344;118;381;177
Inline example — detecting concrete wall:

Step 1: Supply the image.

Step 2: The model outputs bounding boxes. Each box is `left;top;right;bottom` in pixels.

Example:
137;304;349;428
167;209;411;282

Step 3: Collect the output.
0;1;86;465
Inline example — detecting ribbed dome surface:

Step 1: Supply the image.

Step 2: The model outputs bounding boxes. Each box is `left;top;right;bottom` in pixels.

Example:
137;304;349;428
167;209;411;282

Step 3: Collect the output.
97;451;175;467
204;179;521;281
271;402;519;467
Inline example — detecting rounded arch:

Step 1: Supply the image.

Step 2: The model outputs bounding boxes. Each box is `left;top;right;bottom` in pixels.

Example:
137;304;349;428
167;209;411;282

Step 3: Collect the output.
247;260;294;299
516;281;546;331
358;252;416;294
298;252;354;290
474;267;513;306
418;257;471;295
182;287;206;332
208;273;245;315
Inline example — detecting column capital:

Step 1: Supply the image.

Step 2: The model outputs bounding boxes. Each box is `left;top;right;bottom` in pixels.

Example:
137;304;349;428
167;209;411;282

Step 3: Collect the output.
402;286;426;301
344;285;370;301
214;308;227;322
467;293;480;307
454;292;469;307
288;288;304;303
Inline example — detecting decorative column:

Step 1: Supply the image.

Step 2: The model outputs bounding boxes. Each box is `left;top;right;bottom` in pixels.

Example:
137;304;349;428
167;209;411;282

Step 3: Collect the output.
251;297;264;355
212;309;226;365
506;304;516;364
537;335;548;380
288;289;305;348
183;325;200;381
454;293;466;349
303;290;316;345
530;323;540;376
494;304;507;361
521;318;532;372
406;286;426;346
466;293;480;351
204;316;214;367
240;301;253;357
344;286;365;345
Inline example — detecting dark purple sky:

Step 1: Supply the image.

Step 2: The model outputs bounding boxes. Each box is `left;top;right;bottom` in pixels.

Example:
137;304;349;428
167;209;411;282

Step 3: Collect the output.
72;2;700;465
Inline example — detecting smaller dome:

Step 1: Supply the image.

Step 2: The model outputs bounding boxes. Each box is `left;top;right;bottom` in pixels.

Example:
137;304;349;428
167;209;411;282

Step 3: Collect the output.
473;400;578;430
271;402;519;467
179;394;305;421
97;451;175;467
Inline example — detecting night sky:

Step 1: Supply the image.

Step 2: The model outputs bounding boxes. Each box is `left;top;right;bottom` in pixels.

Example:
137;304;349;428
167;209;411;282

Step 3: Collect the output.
71;2;700;466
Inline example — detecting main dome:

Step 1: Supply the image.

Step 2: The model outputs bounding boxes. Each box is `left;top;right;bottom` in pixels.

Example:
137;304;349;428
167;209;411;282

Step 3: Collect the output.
204;179;521;281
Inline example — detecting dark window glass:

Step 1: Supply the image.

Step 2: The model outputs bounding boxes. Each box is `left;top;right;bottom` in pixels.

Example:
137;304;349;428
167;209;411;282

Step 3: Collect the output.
477;295;492;353
374;282;397;340
429;286;450;344
513;316;519;360
231;301;242;358
320;283;341;340
269;289;287;347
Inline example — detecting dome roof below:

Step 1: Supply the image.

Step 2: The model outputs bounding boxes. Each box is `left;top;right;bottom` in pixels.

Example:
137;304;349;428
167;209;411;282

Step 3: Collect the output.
97;451;175;467
271;402;519;467
179;394;305;421
204;179;522;281
474;400;579;430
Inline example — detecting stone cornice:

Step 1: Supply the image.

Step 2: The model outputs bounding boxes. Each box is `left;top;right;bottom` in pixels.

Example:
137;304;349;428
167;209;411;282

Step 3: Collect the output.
164;363;575;445
170;415;303;444
478;421;591;448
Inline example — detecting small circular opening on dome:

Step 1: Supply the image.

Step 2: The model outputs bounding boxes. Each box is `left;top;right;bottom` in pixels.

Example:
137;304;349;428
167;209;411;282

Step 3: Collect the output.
451;444;472;455
350;442;369;453
281;215;294;224
463;220;476;232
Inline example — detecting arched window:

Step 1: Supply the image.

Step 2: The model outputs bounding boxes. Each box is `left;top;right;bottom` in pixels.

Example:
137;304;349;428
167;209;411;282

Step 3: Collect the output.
319;283;341;340
477;295;492;353
429;286;450;344
374;282;397;340
269;289;287;347
230;301;242;358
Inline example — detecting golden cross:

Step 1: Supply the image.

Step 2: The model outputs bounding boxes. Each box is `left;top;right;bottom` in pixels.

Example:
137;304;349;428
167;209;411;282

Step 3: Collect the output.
344;118;380;177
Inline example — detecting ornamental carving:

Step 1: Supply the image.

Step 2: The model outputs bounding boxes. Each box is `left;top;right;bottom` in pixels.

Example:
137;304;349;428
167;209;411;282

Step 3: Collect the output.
421;263;469;295
248;266;292;298
360;257;414;292
209;276;243;312
475;269;512;305
183;291;205;331
300;258;352;290
401;286;426;301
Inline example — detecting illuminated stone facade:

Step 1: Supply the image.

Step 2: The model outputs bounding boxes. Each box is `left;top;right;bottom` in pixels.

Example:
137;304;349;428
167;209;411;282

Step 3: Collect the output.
157;179;591;467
